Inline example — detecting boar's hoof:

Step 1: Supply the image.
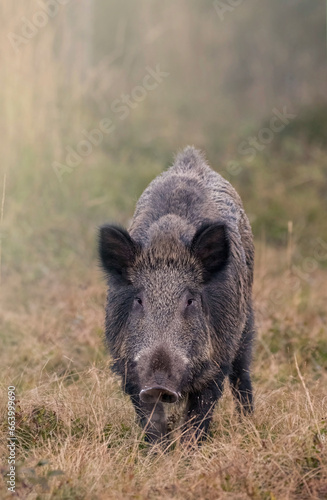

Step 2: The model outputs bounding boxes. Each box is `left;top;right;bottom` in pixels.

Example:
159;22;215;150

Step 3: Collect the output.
140;386;179;404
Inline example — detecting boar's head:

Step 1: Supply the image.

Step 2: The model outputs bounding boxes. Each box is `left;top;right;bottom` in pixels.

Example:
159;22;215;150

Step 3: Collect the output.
99;222;229;404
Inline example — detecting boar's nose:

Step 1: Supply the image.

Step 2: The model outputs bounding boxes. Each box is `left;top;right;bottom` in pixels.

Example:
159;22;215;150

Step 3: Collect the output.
140;385;179;404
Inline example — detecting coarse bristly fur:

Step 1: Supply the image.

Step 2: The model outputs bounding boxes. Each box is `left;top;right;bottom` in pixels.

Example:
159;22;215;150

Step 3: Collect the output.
99;146;255;444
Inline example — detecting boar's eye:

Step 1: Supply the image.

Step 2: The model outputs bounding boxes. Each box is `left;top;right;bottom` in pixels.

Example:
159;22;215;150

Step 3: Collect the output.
182;292;197;312
132;296;144;313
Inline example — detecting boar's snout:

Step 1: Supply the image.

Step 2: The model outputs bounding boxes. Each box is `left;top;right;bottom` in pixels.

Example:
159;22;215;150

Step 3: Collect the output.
140;385;179;404
137;345;186;405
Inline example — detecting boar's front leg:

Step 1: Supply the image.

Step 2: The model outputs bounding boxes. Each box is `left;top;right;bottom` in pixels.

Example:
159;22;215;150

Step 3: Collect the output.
130;394;167;443
182;371;227;443
229;312;254;414
229;352;253;414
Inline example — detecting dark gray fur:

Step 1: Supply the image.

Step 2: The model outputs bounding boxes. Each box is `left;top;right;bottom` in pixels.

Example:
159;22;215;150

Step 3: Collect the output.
99;146;255;443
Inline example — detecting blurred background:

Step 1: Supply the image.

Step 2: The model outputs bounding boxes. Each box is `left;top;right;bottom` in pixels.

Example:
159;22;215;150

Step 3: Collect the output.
1;0;327;368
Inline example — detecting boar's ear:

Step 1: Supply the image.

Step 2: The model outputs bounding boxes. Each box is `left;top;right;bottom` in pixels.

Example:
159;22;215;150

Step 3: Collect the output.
99;225;139;280
191;222;229;279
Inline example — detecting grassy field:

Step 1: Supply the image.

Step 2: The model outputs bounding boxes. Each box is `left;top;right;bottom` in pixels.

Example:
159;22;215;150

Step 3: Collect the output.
1;2;327;498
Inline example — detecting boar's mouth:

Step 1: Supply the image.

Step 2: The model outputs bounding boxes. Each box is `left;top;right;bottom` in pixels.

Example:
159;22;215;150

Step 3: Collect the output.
140;385;179;404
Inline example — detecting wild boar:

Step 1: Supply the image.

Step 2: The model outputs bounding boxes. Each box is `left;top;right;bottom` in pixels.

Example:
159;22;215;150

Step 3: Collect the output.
99;146;255;443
